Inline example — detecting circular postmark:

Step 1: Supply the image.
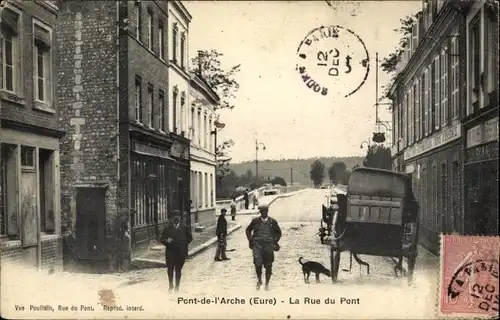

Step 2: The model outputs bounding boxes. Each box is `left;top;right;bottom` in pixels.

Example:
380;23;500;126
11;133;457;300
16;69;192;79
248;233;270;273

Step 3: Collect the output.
446;259;499;315
295;25;370;98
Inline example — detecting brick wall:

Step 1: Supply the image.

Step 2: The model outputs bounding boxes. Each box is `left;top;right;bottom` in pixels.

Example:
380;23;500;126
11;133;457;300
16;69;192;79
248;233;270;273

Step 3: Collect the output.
0;236;61;273
0;1;59;130
56;1;119;240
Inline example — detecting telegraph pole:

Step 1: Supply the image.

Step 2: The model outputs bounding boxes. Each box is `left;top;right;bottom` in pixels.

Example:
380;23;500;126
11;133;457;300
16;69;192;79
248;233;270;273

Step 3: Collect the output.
290;167;293;185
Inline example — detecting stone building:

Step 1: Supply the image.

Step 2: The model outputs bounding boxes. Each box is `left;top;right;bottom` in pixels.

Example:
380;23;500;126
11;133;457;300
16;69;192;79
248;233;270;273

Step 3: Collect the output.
0;0;64;271
56;0;191;270
189;71;219;227
389;0;473;254
462;0;498;236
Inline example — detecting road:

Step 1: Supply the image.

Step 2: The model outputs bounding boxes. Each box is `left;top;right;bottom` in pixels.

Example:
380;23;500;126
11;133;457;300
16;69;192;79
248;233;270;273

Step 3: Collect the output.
2;189;440;319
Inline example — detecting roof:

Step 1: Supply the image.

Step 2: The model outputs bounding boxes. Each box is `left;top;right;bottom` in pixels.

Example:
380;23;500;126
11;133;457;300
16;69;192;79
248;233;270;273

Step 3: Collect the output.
190;72;220;105
352;166;409;178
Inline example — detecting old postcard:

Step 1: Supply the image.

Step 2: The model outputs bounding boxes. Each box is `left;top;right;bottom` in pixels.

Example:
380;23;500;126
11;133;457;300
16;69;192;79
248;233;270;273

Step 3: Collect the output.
0;0;498;319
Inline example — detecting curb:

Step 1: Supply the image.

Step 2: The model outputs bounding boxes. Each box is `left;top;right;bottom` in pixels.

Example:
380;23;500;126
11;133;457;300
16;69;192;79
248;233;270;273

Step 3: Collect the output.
131;224;242;268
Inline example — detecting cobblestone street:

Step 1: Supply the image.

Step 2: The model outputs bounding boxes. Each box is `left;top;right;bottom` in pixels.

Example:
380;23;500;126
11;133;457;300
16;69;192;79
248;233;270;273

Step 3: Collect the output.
3;189;440;319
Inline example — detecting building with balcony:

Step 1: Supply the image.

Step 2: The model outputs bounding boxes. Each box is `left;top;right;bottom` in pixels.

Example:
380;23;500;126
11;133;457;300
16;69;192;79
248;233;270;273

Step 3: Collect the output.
0;0;64;271
189;72;219;228
462;0;498;236
389;0;472;253
55;0;191;270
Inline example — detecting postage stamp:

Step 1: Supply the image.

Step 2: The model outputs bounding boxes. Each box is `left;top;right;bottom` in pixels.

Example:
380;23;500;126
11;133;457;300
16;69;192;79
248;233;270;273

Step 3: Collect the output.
295;25;370;98
439;235;499;318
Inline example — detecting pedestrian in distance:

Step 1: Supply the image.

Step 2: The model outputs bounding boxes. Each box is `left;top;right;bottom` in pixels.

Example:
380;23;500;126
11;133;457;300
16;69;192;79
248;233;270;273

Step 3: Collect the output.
246;203;282;291
244;189;250;210
160;210;193;292
113;209;130;272
253;192;259;209
230;197;237;221
215;208;230;262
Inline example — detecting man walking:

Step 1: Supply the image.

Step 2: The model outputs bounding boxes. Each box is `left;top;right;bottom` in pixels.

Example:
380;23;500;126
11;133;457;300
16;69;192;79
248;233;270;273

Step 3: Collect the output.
215;208;230;261
244;190;249;210
245;203;282;291
160;211;193;292
230;197;237;221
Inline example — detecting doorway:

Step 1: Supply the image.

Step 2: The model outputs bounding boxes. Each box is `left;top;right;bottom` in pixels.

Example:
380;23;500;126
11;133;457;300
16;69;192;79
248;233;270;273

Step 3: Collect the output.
75;187;106;260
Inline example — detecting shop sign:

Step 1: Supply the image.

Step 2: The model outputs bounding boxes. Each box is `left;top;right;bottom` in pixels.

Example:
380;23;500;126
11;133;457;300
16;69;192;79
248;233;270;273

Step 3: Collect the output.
133;143;170;159
404;122;461;160
170;141;189;159
466;117;499;149
466;142;499;163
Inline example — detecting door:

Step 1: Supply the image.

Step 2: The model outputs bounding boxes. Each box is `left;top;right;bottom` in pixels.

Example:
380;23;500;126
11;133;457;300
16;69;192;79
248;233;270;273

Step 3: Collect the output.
20;171;38;268
75;188;106;260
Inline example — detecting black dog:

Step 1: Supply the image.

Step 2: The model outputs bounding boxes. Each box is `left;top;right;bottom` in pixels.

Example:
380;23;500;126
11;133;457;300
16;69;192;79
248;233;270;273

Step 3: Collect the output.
299;257;331;283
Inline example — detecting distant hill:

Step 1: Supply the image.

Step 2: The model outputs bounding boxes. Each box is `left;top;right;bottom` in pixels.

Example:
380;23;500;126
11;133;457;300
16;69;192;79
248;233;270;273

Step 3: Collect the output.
228;156;364;186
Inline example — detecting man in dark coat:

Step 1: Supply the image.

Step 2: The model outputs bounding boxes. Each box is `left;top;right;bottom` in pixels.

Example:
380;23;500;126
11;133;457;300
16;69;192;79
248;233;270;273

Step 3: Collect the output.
160;210;193;292
244;190;249;210
214;208;230;261
246;203;282;291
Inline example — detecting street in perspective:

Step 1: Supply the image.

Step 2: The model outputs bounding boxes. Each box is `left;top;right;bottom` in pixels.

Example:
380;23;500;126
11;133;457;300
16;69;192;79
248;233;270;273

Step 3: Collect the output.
0;0;498;319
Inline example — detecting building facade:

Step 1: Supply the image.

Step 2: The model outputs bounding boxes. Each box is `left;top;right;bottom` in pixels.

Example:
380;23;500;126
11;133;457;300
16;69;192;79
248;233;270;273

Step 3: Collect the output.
0;0;64;271
463;0;498;236
189;72;218;227
167;0;192;223
390;0;471;254
56;0;191;270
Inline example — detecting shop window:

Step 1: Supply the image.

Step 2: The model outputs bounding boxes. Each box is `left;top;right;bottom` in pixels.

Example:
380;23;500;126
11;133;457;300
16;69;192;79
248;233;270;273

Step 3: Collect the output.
39;149;55;233
441;163;448;234
451;161;460;233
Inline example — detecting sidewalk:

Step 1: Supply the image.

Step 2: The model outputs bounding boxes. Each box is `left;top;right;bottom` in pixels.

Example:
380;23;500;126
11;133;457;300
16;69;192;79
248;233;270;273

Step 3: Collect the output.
131;221;241;269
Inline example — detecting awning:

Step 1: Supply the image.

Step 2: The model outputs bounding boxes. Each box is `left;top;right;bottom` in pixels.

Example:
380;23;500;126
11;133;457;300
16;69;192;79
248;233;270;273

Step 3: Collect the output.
1;9;19;36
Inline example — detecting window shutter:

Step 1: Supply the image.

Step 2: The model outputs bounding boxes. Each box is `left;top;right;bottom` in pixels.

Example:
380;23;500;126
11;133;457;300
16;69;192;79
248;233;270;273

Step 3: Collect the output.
1;9;19;36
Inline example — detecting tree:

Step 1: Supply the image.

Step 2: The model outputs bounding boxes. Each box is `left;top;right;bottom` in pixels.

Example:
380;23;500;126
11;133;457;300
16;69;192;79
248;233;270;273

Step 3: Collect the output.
328;162;347;184
363;145;392;170
191;49;241;111
380;13;419;101
310;160;326;187
271;176;287;187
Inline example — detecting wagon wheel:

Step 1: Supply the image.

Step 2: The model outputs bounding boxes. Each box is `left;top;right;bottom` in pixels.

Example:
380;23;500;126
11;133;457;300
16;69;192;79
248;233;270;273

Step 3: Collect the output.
330;248;341;283
407;219;420;286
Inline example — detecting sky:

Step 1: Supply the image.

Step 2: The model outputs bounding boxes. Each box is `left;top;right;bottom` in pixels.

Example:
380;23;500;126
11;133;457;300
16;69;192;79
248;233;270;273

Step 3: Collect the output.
185;0;421;163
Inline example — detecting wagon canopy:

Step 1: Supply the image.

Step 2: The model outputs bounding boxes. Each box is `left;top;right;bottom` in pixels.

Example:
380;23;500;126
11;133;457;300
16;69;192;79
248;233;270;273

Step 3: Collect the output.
348;167;408;198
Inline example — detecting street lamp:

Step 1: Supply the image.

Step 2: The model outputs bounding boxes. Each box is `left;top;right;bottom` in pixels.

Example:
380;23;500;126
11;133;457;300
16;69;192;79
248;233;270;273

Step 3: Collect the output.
255;140;266;179
210;119;225;192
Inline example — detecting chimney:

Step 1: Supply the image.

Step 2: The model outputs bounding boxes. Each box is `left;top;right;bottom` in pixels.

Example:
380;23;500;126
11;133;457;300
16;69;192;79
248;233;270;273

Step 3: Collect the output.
197;50;204;77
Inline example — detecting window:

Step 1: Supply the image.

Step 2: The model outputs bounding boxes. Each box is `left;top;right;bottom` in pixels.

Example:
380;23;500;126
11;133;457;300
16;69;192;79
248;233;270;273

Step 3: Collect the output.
421;72;427;137
403;93;408;146
411;24;418;54
415;80;420;141
180;92;186;134
393;104;398;145
158;20;165;60
135;3;142;41
135;77;142;123
197;110;202;146
172;23;178;62
20;145;35;170
172;87;178;133
1;8;20;93
204;173;208;207
408;86;413;145
147;85;153;127
469;16;480;114
198;172;203;207
209;119;213;151
33;23;52;104
451;161;460;233
159;90;166;131
191;107;196;141
147;10;153;50
210;174;214;207
39;149;55;233
484;7;499;100
204;114;208;149
450;36;459;119
440;49;448;126
180;32;186;68
432;56;440;130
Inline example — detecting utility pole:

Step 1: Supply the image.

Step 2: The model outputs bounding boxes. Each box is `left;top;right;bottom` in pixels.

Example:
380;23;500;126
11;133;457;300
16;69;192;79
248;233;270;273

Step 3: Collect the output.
255;139;266;180
290;167;293;185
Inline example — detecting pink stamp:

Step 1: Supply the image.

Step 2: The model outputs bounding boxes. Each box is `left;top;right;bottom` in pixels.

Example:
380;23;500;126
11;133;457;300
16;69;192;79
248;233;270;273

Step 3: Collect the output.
440;235;499;318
